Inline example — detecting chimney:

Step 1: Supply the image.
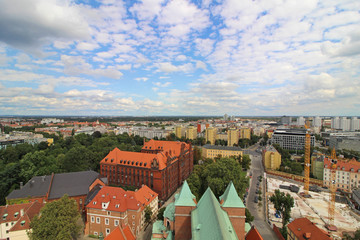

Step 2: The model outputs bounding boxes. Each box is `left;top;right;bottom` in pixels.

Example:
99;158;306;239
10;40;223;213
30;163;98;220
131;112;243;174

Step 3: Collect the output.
20;182;23;189
20;209;24;217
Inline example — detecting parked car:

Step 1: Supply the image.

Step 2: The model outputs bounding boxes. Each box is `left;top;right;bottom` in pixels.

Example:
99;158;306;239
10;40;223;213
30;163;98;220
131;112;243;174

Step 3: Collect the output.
254;196;258;203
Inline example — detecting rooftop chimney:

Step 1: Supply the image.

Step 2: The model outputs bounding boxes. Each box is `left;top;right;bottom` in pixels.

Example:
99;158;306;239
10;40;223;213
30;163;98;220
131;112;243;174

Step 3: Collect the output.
20;209;24;217
20;182;23;189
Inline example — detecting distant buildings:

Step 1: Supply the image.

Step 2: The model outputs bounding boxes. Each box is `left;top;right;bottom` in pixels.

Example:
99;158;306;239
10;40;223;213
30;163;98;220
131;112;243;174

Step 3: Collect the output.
240;128;251;139
205;127;217;145
186;126;197;140
271;129;315;150
175;126;183;139
227;128;239;146
262;145;281;170
311;152;325;180
85;185;157;237
281;116;292;125
152;181;252;240
331;116;359;131
0;131;51;150
100;140;193;200
201;144;243;159
0;202;44;240
287;218;332;240
6;171;106;211
329;134;360;153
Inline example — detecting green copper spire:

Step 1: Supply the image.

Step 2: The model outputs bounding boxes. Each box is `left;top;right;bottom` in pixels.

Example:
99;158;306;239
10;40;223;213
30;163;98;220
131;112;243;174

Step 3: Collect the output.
219;181;245;208
175;180;196;206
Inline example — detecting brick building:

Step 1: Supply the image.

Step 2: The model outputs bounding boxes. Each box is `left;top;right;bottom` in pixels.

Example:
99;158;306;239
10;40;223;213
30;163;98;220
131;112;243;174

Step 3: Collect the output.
152;181;254;240
85;185;157;237
100;140;193;200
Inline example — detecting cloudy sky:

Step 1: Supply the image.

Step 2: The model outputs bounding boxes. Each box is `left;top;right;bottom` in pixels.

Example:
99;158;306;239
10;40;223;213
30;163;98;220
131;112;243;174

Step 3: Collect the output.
0;0;359;116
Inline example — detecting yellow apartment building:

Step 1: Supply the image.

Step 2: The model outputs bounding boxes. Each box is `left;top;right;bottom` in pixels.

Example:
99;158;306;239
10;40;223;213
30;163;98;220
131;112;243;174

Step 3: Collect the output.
205;127;217;145
239;128;251;139
227;128;239;146
202;144;243;159
262;145;281;170
175;126;183;138
186;126;197;140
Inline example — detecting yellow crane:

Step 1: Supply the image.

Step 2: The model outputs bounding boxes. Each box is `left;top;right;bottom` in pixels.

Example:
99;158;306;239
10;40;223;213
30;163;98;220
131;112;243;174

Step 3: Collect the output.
326;148;337;231
303;120;311;195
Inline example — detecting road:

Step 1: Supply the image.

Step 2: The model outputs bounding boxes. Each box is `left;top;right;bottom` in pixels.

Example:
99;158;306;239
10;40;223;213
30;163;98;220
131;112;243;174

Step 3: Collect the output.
246;144;278;240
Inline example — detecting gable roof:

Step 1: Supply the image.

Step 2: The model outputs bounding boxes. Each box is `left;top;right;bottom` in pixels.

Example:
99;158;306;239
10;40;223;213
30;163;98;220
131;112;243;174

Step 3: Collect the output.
287;218;331;240
48;171;100;199
175;181;196;207
104;225;135;240
134;185;158;208
191;187;238;240
7;175;52;200
219;182;245;208
246;226;263;240
143;139;190;156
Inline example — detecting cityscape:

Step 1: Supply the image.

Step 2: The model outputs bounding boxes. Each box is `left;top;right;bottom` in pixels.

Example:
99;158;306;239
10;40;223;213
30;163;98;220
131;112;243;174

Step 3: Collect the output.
1;0;360;240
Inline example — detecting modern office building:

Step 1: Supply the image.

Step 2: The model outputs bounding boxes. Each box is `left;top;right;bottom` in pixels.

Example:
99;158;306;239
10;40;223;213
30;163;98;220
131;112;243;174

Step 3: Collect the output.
205;127;217;145
281;116;292;125
271;129;315;150
329;135;360;153
227;128;239;147
100;140;193;200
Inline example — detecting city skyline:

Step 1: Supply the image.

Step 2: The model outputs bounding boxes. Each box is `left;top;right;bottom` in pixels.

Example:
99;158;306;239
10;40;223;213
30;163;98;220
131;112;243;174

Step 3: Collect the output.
0;0;359;116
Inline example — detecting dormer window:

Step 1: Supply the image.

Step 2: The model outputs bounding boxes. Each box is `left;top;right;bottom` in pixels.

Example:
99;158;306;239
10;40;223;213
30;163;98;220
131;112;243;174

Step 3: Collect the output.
131;161;134;165
144;163;147;166
3;213;8;220
128;161;130;164
102;194;105;197
351;168;354;172
20;220;25;226
115;204;120;208
342;167;345;170
105;158;108;162
111;159;114;163
120;160;123;163
93;201;97;205
113;196;116;199
140;163;142;166
14;212;19;217
149;147;152;149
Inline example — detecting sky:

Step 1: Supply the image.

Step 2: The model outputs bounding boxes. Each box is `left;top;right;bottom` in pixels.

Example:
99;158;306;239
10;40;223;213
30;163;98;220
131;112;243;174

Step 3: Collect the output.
0;0;359;116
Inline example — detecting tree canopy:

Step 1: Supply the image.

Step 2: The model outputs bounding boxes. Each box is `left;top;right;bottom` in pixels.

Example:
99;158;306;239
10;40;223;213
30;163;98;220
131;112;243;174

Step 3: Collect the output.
29;195;82;240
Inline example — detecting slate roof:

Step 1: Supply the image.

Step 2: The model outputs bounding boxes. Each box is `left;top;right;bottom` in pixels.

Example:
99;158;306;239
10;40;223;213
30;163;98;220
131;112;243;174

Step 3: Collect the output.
191;187;238;240
47;170;100;199
7;175;52;200
174;181;196;207
219;182;245;208
202;144;242;151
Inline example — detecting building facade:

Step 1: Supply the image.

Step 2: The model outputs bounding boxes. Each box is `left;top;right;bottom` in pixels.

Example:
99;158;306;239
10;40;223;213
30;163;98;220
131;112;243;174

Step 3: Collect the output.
175;126;183;139
201;144;243;159
100;140;193;200
262;145;281;170
311;152;324;180
186;126;197;140
205;127;217;145
271;129;315;150
227;128;239;147
240;128;251;139
85;185;157;238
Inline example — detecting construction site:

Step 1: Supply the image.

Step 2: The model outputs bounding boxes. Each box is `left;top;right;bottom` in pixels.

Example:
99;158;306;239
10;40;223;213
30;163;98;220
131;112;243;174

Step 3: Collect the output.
266;176;360;239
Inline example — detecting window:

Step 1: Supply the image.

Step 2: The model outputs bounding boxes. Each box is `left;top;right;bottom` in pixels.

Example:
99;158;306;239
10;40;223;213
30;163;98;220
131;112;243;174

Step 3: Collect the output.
132;215;135;219
107;211;111;216
6;223;8;227
132;221;135;225
91;216;95;223
94;232;98;236
20;220;25;226
114;220;119;226
79;199;82;205
105;218;109;225
96;217;100;224
106;228;110;235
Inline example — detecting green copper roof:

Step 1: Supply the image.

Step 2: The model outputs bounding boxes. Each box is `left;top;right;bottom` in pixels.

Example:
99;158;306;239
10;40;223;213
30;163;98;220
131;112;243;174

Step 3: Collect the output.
245;223;251;233
152;220;167;234
163;202;175;221
175;181;196;207
219;181;245;208
191;187;238;240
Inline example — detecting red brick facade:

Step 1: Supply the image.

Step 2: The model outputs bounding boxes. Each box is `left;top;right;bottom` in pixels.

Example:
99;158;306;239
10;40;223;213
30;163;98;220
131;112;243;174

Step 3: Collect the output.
100;140;193;200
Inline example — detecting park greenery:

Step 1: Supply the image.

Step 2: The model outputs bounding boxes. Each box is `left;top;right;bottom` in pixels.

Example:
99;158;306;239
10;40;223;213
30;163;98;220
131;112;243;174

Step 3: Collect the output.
270;189;295;238
29;195;82;240
272;144;304;175
0;132;144;205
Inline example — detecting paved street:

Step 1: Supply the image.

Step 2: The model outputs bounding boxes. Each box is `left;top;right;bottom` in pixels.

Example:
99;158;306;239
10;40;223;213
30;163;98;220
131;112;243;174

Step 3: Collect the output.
246;144;278;240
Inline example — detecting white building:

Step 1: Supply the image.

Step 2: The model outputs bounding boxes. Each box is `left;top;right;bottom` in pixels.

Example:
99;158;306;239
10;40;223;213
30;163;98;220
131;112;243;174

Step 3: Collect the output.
297;117;305;126
331;117;340;129
351;117;360;131
340;117;351;131
314;116;322;127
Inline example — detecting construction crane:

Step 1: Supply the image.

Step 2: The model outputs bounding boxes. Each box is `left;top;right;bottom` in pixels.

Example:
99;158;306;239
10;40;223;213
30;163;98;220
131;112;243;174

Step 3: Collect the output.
303;120;311;195
327;148;337;231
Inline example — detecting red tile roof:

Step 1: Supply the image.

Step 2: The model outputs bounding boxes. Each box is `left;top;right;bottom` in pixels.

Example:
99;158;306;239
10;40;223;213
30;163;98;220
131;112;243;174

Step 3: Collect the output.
324;157;360;172
246;226;263;240
135;185;158;208
104;225;135;240
100;148;168;170
287;218;332;240
142;139;190;157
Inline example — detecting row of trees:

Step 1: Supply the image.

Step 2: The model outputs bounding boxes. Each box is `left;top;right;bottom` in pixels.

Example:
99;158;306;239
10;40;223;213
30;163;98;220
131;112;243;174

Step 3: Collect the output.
0;132;144;205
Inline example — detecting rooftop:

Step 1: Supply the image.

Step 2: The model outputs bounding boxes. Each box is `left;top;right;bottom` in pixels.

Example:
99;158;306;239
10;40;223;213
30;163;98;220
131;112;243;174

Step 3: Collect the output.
7;175;52;200
202;144;243;151
174;181;196;207
219;181;245;208
287;218;332;240
104;225;135;240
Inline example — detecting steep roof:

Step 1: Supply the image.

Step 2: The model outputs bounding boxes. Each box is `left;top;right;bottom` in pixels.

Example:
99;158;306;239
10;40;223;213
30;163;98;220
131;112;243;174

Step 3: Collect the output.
134;185;158;208
245;226;263;240
219;182;245;208
48;171;99;199
7;175;51;200
164;202;175;221
101;147;168;170
104;225;135;240
143;139;190;156
324;157;360;172
191;187;238;240
174;181;196;207
86;186;141;212
287;218;331;240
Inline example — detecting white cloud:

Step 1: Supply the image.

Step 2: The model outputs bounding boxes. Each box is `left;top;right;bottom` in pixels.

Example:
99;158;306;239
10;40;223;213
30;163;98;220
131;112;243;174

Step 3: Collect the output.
156;62;193;73
135;77;148;82
153;82;171;87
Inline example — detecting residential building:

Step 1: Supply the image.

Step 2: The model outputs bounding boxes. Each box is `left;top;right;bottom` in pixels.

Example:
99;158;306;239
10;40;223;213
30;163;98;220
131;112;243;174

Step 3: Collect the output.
85;185;158;237
314;116;322;128
331;117;340;129
351;117;360;131
297;117;305;126
152;181;253;240
216;133;227;141
227;128;239;147
311;152;324;180
262;145;281;170
201;144;243;159
7;171;106;211
352;189;360;210
205;127;217;145
323;157;360;192
104;225;135;240
287;218;331;240
186;126;197;140
240;128;251;139
175;126;183;139
340;117;351;131
0;202;44;240
100;140;193;200
271;129;315;150
281;116;292;125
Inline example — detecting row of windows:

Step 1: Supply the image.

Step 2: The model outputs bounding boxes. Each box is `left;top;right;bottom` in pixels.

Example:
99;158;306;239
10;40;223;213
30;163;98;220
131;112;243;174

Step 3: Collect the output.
91;216;119;226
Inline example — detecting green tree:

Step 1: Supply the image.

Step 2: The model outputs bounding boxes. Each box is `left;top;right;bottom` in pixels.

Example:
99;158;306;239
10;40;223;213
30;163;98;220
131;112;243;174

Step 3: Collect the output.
241;154;251;170
270;189;294;237
193;146;202;165
245;208;254;223
29;195;82;240
145;206;152;224
62;146;95;172
157;207;166;221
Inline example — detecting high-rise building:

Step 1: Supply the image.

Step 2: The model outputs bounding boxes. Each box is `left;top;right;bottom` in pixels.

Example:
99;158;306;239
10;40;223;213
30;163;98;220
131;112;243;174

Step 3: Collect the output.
331;117;340;129
239;128;251;139
271;129;315;150
297;116;305;126
314;116;322;127
224;114;229;121
340;117;350;131
351;117;360;131
175;125;183;138
262;145;281;170
227;128;239;146
205;127;217;145
281;116;292;125
186;126;197;140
